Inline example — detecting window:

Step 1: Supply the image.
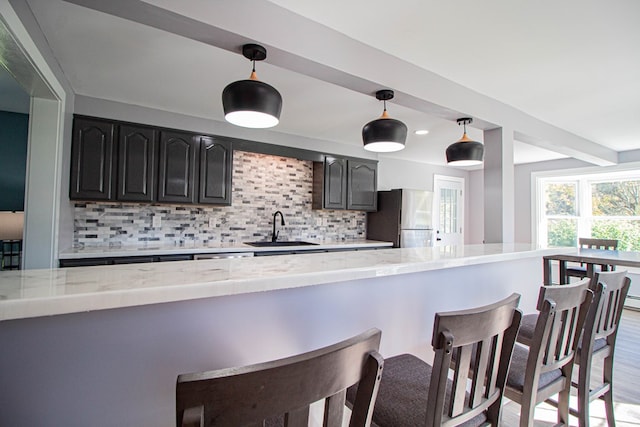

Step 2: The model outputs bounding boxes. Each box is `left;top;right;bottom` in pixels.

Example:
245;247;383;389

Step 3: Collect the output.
538;172;640;250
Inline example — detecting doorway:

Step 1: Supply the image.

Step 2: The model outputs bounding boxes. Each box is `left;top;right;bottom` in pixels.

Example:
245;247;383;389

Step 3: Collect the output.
433;175;464;246
0;5;69;268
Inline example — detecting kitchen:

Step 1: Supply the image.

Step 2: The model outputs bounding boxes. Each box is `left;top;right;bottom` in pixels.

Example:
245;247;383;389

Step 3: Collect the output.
1;1;640;426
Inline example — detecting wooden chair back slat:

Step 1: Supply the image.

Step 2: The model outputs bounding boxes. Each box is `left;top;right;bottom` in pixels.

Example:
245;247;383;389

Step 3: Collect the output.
470;338;492;407
450;344;472;417
176;329;383;427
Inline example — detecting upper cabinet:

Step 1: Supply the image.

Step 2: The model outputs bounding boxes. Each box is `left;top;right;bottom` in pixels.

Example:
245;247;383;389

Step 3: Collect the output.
70;117;116;201
69;116;232;206
117;124;158;202
198;136;233;205
347;159;377;211
157;131;198;204
313;156;377;211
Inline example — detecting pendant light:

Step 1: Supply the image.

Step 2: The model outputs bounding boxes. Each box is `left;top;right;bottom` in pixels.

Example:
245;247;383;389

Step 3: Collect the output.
362;89;407;153
222;44;282;128
446;117;484;166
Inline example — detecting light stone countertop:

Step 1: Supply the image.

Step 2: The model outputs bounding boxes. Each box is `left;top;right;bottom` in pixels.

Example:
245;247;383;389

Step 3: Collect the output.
0;244;567;321
58;239;392;259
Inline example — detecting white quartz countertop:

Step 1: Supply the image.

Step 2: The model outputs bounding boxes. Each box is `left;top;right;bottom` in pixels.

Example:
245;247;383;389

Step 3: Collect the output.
58;239;392;259
0;244;564;321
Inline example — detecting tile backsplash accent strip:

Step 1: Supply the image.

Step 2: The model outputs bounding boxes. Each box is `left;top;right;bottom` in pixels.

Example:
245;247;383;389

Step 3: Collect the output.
73;151;366;246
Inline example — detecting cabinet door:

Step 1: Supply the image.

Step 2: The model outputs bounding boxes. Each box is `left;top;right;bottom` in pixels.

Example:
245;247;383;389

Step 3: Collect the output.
117;125;158;202
323;156;347;209
198;136;232;205
70;117;116;200
347;159;378;211
158;131;198;203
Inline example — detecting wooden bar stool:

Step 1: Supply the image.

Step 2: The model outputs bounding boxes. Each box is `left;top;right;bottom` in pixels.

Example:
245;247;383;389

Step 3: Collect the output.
505;279;593;427
517;270;631;427
347;293;522;426
176;328;383;427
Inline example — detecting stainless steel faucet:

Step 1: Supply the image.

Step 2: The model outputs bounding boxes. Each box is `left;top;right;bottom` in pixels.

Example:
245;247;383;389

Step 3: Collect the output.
271;211;285;242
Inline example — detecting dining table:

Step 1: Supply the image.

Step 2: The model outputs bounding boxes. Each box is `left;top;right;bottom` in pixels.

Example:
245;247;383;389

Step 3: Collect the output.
543;248;640;284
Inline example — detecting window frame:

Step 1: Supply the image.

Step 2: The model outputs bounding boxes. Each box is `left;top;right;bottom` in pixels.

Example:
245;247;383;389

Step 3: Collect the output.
534;166;640;248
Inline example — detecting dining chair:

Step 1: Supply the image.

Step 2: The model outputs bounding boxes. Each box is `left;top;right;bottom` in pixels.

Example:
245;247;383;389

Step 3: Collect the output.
176;328;383;427
347;293;522;427
517;270;631;427
505;278;593;427
565;238;618;282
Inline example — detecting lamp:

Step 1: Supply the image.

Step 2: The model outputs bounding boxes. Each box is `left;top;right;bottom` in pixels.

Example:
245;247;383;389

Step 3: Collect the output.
362;89;407;152
446;117;484;166
222;44;282;128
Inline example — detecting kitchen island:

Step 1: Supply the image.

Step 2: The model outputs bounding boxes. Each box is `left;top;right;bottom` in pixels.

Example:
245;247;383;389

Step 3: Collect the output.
0;244;562;426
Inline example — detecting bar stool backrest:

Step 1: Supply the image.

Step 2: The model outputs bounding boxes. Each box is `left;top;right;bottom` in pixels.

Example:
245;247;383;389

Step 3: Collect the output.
176;328;384;427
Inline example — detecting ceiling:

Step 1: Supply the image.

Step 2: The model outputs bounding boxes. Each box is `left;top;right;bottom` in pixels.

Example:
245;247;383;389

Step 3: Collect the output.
13;0;640;167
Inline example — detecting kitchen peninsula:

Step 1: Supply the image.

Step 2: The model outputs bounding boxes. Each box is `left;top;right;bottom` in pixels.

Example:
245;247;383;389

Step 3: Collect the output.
0;244;562;426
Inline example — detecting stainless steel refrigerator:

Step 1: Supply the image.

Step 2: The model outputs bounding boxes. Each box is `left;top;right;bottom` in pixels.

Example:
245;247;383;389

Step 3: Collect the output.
366;189;435;247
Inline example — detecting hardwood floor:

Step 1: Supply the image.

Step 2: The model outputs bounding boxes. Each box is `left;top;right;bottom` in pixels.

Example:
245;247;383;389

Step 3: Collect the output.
501;308;640;426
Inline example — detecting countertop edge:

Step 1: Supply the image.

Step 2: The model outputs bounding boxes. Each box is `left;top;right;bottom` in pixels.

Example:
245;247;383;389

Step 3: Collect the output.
57;240;394;259
1;245;563;321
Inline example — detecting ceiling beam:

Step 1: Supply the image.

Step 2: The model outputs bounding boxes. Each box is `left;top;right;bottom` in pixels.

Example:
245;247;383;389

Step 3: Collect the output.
63;0;618;166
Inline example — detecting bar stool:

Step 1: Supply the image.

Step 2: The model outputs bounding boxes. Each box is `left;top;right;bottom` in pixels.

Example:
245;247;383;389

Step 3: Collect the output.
517;270;631;427
347;293;522;426
176;328;383;427
505;279;592;427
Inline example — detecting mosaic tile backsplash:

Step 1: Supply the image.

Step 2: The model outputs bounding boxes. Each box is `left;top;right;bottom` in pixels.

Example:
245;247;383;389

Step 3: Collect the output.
73;151;366;247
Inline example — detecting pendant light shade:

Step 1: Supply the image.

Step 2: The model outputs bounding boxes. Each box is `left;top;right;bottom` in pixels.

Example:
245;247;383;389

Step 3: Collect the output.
446;117;484;166
222;44;282;129
362;90;407;152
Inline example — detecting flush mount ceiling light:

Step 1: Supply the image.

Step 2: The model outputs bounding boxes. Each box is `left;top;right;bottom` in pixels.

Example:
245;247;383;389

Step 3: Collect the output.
222;43;282;129
446;117;484;166
362;89;407;153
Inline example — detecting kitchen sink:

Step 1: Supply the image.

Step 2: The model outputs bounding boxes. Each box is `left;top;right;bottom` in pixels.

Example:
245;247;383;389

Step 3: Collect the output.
245;241;319;247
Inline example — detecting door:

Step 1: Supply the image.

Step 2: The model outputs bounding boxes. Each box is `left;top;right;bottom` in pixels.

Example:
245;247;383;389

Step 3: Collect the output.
433;175;464;246
157;131;198;203
198;136;232;205
347;159;377;211
69;117;116;200
117;124;157;202
323;156;347;209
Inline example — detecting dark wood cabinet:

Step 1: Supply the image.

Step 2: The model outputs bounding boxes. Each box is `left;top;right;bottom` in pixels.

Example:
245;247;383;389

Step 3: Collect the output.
117;125;158;202
313;156;377;211
70;117;116;200
347;159;377;211
198;136;232;205
323;156;348;209
157;131;198;203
